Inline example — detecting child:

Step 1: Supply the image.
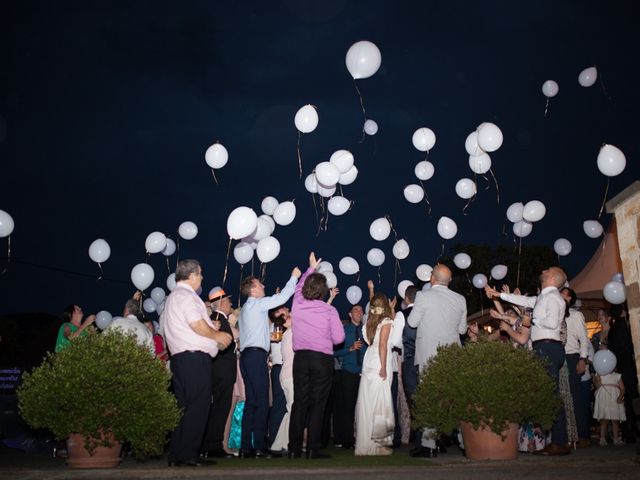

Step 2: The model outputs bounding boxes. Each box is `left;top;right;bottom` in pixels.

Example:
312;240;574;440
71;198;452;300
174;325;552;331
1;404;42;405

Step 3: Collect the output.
593;362;626;446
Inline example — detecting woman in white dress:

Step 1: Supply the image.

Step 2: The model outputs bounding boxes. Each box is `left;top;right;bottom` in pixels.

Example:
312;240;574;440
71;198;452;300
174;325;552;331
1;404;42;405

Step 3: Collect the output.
355;292;395;456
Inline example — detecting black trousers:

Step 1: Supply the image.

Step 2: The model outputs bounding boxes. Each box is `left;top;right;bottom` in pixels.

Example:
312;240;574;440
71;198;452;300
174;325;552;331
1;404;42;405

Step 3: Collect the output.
334;370;360;446
239;348;270;451
201;374;235;452
168;351;212;462
269;364;286;443
289;350;334;452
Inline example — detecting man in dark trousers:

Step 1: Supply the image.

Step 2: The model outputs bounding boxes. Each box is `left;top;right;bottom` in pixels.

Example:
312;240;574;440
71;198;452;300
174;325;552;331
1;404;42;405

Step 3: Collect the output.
401;285;421;455
201;287;236;459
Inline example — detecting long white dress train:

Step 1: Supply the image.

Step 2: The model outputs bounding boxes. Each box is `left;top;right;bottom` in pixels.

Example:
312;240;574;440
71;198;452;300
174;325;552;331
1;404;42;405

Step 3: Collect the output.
354;318;394;456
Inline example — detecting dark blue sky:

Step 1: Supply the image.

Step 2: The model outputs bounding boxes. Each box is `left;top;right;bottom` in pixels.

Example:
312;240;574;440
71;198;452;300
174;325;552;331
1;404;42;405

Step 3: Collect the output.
1;0;638;317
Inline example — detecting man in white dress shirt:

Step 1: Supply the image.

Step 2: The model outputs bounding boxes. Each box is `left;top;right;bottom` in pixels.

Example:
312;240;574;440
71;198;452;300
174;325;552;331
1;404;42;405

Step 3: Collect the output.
487;266;571;456
407;264;467;457
106;297;154;354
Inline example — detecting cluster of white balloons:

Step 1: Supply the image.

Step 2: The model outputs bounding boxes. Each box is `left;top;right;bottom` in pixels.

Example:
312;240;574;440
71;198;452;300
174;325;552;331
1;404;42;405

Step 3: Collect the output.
367;217;411;261
305;149;358;208
505;200;546;238
142;287;167;314
0;209;14;238
465;122;503;173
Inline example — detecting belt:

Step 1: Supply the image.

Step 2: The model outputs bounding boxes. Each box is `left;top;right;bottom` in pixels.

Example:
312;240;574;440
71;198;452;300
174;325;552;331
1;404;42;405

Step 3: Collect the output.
532;339;562;346
243;346;268;353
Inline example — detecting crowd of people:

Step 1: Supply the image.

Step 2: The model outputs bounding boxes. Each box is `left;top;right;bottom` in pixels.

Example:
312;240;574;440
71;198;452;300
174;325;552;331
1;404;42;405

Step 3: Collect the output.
54;256;639;466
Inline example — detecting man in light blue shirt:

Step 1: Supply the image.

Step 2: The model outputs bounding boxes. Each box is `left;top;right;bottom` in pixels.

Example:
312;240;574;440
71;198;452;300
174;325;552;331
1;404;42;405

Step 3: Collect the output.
238;267;301;458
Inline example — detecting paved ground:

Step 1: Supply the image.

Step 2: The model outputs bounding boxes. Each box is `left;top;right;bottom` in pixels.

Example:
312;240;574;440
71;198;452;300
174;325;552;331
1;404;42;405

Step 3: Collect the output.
1;443;639;480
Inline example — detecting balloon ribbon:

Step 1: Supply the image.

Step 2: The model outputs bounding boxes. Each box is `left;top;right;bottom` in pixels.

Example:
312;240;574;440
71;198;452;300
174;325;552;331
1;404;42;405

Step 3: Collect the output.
489;168;500;205
544;97;550;117
238;264;243;309
419;180;432;215
353;79;367;143
211;168;219;185
222;237;233;289
597;178;610;220
297;131;303;179
97;262;104;282
1;236;10;275
516;236;523;289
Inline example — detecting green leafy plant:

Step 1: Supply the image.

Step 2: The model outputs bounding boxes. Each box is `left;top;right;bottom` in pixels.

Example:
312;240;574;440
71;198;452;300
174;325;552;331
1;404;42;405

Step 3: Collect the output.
412;340;560;436
17;330;180;456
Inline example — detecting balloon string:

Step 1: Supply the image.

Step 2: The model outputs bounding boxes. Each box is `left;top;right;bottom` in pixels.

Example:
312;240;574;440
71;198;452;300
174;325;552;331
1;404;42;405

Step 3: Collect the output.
385;214;399;242
489;168;500;205
356;271;360;283
419;180;432;215
598;68;613;102
352;79;367;143
211;168;219;185
166;257;171;274
544;97;550;117
311;192;320;231
480;291;484;318
1;236;10;275
597;178;610;220
175;236;181;270
251;256;255;277
465;271;473;293
482;174;490;190
462;195;474;216
260;263;267;283
222;237;233;289
393;260;399;292
97;262;104;282
297;131;303;179
377;266;382;285
502;221;508;238
516;236;523;289
339;184;344;197
238;265;243;309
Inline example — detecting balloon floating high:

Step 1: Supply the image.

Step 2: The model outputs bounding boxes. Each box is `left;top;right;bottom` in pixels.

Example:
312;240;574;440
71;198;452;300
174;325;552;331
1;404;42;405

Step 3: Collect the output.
583;220;604;238
227;207;258;240
453;253;471;270
597;144;626;177
131;263;155;291
346;285;362;305
339;256;359;275
367;248;385;267
178;221;198;240
88;239;111;264
578;66;597;87
490;265;508;280
345;40;382;80
392;239;410;260
145;232;167;254
554;238;572;257
370;217;391;241
0;210;14;238
437;216;457;240
261;196;279;216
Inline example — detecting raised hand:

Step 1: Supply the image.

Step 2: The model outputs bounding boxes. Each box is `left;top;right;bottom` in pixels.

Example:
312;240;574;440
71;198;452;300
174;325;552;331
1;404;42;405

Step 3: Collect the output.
501;284;511;294
484;285;500;299
292;267;302;278
309;252;322;270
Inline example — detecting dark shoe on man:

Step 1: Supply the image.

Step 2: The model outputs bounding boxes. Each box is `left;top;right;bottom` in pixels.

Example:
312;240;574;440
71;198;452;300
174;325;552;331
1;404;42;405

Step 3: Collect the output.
287;450;302;459
238;449;255;458
410;447;437;458
269;449;283;458
203;449;235;458
254;449;272;458
169;458;209;467
306;449;332;459
534;443;571;456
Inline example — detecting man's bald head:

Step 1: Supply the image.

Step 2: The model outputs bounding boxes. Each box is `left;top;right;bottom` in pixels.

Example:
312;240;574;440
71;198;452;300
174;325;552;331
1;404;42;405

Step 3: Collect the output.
540;266;567;289
431;264;452;286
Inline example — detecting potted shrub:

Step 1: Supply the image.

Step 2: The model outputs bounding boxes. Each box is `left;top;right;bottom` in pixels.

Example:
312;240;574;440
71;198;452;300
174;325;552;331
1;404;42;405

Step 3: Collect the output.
17;330;180;468
412;340;560;460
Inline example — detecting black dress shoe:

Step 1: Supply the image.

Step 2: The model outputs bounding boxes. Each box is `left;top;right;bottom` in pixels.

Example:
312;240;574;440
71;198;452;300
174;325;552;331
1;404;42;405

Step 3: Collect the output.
203;449;235;459
410;447;437;458
436;444;447;454
254;449;272;458
168;458;207;467
238;449;255;458
288;450;302;459
269;450;283;458
306;449;331;459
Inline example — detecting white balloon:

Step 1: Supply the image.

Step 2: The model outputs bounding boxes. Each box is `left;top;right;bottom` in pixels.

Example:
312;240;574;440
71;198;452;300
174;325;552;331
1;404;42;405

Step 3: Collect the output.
273;201;296;226
472;273;488;289
506;202;524;223
324;271;338;289
490;265;508;280
259;215;275;235
305;173;318;193
227;207;258;240
404;184;425;203
414;160;435;181
364;119;378;135
317;183;337;198
166;273;176;291
95;310;113;330
593;349;617;376
345;40;382;80
437;216;458;240
346;285;363;305
578;66;597;87
151;287;166;304
522;200;546;222
465;131;485;156
583;220;604;238
261;196;279;216
416;264;433;282
554;238;572;256
367;248;385;267
294;104;318;133
328;196;350;216
597;144;626;177
162;238;176;256
603;281;626;305
397;280;414;299
156;303;165;316
204;143;229;169
542;80;559;98
412;127;436;152
329;150;354;174
611;272;624;283
0;210;15;238
370;217;391;241
178;221;198;240
455;178;477;199
454;253;472;270
318;261;334;273
338;165;359;185
234;241;254;265
315;161;341;187
339;256;359;275
392;239;410;260
145;232;167;254
143;298;157;313
256;236;280;263
131;263;154;291
477;123;503;152
88;239;111;263
513;220;533;238
468;153;492;174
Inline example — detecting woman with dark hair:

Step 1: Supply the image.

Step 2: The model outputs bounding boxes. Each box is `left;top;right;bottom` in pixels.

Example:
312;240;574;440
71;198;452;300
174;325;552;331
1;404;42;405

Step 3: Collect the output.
55;305;95;352
354;292;395;456
288;252;345;459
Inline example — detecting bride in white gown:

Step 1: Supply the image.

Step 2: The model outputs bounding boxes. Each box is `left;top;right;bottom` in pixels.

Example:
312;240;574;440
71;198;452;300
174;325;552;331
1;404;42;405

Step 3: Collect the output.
355;292;395;456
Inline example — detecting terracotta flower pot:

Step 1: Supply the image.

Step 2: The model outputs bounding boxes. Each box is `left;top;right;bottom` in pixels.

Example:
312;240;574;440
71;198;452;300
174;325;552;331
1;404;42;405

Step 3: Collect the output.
460;421;518;460
66;433;122;468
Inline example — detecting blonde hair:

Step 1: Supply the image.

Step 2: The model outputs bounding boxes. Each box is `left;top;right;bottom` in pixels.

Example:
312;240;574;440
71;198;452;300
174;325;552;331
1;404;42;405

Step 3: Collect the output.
366;292;392;344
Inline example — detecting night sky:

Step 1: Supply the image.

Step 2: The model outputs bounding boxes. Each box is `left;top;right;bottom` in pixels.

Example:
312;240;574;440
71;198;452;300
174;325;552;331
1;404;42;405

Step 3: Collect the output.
1;0;638;318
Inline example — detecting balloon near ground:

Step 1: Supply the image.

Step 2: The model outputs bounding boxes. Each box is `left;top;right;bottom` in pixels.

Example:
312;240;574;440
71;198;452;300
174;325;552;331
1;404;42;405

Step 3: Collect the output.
143;298;157;313
367;248;385;267
88;239;111;264
324;271;337;289
603;280;626;305
166;273;176;291
0;209;15;238
593;349;617;376
294;104;318;133
453;252;471;270
339;256;359;275
318;261;333;273
178;221;198;240
597;144;626;177
346;285;362;305
227;206;258;240
131;263;154;291
345;40;382;80
204;142;229;169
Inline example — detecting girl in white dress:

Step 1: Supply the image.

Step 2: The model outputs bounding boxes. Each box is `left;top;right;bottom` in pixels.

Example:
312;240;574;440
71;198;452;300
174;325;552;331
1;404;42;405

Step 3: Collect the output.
355;293;395;456
593;365;626;446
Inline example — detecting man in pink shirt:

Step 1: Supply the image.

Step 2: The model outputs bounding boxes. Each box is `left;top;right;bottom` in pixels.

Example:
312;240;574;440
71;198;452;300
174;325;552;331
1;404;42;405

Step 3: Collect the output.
288;252;345;459
161;259;233;467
